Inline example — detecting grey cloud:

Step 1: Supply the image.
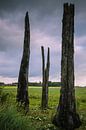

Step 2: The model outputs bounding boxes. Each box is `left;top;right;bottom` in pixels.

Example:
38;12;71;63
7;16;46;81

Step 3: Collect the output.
0;0;86;86
0;0;86;17
0;51;20;77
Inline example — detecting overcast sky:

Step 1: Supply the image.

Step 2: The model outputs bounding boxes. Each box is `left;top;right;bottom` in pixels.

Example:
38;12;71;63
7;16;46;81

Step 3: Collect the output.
0;0;86;86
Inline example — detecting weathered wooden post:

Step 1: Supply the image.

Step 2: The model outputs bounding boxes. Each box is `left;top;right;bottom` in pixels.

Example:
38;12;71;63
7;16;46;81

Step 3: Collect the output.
52;3;81;130
41;46;50;109
17;12;30;111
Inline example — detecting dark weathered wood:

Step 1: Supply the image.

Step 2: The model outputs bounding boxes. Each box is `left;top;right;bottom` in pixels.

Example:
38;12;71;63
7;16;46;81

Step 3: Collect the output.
41;46;45;87
41;46;50;109
41;46;45;109
17;12;30;111
52;3;81;130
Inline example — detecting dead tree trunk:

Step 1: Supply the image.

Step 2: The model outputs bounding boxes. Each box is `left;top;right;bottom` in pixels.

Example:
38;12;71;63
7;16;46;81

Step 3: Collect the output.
17;12;30;111
52;3;81;130
41;46;50;109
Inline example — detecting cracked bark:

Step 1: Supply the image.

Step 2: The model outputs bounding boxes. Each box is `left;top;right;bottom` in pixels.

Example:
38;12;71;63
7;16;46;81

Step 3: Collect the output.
17;12;30;111
52;3;81;130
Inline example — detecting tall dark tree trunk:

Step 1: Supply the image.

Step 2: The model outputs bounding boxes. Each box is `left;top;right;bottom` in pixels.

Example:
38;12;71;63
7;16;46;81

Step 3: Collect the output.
41;46;50;109
52;3;81;130
17;12;30;111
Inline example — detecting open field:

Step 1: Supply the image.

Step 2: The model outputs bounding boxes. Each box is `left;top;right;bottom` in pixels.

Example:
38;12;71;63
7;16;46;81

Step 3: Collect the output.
0;86;86;130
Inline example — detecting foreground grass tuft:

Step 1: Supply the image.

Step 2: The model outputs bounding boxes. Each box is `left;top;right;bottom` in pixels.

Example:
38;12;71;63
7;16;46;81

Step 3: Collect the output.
0;105;35;130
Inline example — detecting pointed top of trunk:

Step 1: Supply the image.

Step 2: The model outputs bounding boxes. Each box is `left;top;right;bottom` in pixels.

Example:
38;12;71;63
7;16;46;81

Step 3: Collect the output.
25;11;29;29
26;11;28;16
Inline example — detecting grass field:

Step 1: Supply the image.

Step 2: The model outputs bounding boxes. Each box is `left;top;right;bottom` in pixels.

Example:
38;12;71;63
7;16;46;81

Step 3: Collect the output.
0;86;86;130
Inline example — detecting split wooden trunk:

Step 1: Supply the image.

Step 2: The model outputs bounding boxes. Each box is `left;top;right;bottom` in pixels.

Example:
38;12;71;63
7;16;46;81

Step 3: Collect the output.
41;46;50;109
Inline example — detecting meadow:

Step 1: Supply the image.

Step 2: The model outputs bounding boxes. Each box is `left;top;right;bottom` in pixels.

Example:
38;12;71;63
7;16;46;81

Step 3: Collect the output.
0;86;86;130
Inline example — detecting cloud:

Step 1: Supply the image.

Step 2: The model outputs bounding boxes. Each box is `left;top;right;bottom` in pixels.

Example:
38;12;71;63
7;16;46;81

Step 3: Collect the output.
0;76;17;84
0;0;86;86
0;18;23;51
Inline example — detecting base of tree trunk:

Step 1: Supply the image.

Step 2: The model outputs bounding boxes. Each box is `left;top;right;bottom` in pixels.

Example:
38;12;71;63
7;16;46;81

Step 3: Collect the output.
52;112;81;130
17;101;29;114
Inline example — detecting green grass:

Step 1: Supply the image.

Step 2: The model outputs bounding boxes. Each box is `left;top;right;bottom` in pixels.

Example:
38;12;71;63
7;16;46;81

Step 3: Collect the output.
0;106;35;130
0;86;86;130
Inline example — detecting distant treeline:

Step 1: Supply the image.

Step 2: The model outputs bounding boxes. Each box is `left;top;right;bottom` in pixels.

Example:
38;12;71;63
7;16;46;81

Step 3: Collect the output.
48;81;61;87
0;81;61;87
28;81;61;87
0;82;86;87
